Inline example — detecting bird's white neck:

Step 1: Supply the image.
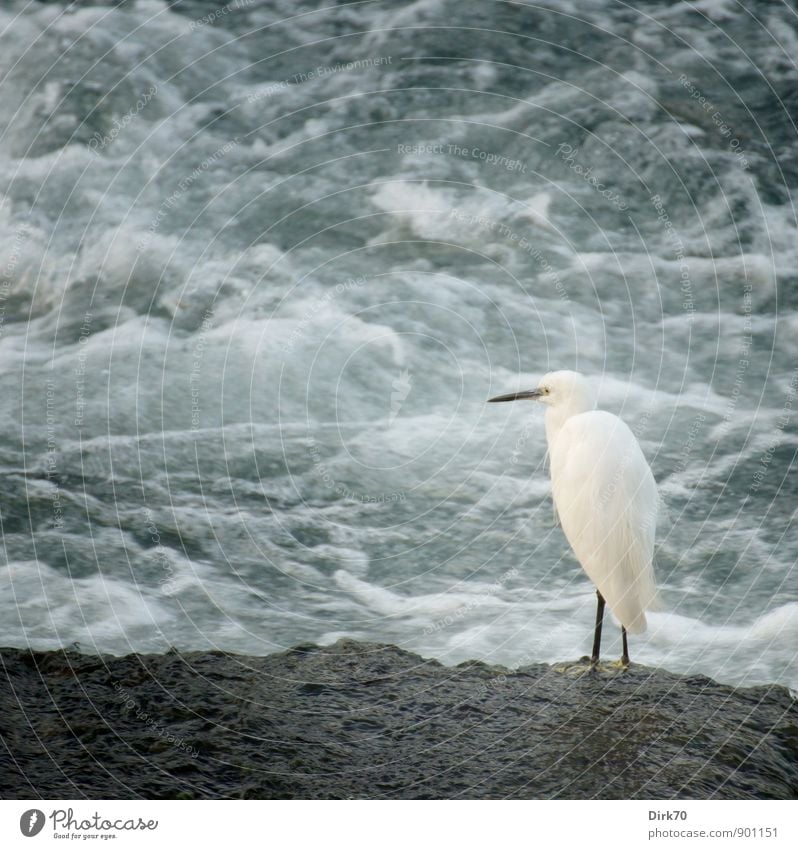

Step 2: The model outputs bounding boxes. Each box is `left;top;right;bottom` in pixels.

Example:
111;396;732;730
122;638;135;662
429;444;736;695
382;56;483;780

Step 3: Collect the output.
544;393;595;451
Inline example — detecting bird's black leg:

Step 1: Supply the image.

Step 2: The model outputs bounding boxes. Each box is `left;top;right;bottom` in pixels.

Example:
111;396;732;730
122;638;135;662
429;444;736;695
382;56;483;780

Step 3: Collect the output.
591;590;605;667
621;627;630;667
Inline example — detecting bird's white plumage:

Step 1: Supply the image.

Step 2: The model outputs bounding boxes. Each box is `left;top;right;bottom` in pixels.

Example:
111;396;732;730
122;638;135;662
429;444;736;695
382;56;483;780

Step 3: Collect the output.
490;370;659;640
548;408;658;633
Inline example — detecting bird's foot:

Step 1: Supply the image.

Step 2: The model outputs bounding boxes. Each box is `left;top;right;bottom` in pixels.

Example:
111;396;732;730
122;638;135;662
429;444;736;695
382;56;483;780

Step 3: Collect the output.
552;657;632;676
551;658;595;676
551;656;631;676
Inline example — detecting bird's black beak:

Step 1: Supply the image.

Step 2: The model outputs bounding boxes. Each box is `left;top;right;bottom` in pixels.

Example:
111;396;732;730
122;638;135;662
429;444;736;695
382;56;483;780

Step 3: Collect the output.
487;389;543;403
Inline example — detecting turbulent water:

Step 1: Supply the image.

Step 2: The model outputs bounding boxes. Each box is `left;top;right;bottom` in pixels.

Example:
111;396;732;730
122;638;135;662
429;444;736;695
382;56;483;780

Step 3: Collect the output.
0;0;796;691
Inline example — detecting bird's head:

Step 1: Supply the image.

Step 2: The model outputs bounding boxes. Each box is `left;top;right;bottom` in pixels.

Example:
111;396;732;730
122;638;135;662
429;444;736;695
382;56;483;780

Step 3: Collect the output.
488;370;596;412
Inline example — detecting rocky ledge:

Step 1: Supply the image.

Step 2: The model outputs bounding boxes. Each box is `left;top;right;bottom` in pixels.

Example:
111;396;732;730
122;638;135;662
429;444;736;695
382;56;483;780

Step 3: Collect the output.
1;639;795;799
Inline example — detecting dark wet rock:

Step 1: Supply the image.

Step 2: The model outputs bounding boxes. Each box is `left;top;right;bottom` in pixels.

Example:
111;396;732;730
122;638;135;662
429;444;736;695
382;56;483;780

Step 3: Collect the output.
1;639;796;799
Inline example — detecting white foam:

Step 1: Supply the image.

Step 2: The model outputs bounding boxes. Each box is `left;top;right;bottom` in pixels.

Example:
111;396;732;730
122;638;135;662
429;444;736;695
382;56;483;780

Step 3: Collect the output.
0;560;174;654
334;569;511;620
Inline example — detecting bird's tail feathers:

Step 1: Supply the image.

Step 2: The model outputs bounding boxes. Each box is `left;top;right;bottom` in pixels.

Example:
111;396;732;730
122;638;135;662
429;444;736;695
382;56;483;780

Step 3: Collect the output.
594;546;658;634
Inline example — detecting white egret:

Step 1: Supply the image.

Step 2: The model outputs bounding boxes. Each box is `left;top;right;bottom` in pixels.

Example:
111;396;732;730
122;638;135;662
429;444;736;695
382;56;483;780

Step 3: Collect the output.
489;370;658;666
